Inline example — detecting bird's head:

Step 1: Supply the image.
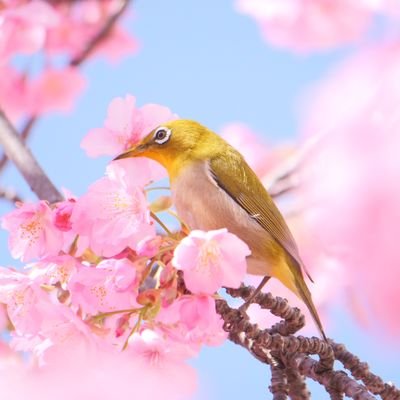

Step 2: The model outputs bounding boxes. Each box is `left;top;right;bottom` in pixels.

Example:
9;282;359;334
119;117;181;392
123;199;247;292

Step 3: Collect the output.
114;119;221;179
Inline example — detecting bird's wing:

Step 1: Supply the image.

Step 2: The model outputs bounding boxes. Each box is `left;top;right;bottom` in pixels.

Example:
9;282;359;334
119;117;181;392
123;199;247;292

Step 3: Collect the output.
209;151;313;281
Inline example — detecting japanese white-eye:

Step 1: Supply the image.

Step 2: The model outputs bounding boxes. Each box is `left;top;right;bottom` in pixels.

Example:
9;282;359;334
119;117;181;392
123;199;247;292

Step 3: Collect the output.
115;119;326;339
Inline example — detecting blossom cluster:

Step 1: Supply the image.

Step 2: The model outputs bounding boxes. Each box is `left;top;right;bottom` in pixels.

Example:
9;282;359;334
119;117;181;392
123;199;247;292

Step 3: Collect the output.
0;0;138;122
299;42;400;335
236;0;400;52
0;96;250;398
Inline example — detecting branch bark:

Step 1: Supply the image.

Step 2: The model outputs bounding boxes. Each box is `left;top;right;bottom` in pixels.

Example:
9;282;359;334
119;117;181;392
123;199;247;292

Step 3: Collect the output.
216;284;400;400
0;110;62;202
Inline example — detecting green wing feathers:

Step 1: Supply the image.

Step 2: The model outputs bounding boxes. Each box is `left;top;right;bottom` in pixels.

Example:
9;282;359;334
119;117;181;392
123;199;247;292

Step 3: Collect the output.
209;148;326;339
209;148;307;277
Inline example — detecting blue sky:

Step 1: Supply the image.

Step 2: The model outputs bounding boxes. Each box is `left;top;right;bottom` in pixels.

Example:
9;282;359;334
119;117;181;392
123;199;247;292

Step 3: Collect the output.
0;0;398;398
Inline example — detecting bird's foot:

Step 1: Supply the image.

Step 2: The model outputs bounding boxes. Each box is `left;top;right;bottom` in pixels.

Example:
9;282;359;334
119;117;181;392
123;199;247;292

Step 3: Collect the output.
238;276;271;314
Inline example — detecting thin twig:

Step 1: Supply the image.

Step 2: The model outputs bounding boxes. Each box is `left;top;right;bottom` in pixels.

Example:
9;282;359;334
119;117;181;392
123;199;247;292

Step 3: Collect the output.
0;110;62;203
0;187;23;204
70;0;131;67
265;134;321;197
269;179;299;199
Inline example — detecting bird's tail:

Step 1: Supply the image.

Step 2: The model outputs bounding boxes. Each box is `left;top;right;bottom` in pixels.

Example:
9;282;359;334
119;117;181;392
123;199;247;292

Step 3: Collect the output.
277;254;327;341
294;272;327;341
292;261;327;341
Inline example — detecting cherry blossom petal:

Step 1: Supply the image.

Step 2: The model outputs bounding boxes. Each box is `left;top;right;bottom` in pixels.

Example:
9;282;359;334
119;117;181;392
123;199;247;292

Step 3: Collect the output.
0;1;59;62
81;94;177;157
157;295;226;349
235;0;374;52
300;42;400;335
173;229;250;294
0;304;7;332
71;163;155;257
29;68;86;115
68;259;138;315
1;202;64;262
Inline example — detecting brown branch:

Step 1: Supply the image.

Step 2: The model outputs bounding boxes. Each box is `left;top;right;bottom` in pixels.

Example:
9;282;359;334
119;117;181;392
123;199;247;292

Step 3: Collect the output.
0;116;37;174
332;342;400;400
286;368;310;400
270;365;288;399
217;284;400;399
0;109;62;203
226;286;306;337
326;386;344;400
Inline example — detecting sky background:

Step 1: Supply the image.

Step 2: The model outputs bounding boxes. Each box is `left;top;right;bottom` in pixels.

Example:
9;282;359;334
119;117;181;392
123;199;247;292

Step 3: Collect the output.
0;0;399;398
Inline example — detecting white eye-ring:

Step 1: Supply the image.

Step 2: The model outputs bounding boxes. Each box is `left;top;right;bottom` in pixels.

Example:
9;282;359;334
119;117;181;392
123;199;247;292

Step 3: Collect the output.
153;127;172;144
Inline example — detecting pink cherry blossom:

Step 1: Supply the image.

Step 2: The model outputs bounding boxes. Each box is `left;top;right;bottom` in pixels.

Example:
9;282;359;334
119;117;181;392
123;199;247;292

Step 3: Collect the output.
0;266;59;337
93;26;140;63
53;199;75;232
68;258;138;315
0;67;85;122
27;255;79;287
128;329;193;365
52;198;90;256
71;162;155;257
235;0;373;52
0;345;197;400
29;68;86;115
137;235;163;258
299;42;400;336
172;228;250;294
0;66;31;122
13;305;100;366
109;158;165;191
45;0;138;62
157;295;226;349
81;94;177;157
0;0;59;62
0;303;7;332
1;201;63;262
0;266;101;364
127;329;198;395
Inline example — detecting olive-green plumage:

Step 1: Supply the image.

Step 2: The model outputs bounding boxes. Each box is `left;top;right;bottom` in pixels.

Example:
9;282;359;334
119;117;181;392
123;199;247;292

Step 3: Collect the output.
115;120;326;339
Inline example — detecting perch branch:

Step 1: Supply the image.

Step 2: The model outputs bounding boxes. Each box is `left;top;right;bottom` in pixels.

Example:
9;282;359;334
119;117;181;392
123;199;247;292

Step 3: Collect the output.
217;284;400;399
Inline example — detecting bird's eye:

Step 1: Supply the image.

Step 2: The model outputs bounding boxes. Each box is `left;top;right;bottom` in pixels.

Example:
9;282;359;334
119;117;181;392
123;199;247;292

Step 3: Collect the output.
153;127;171;144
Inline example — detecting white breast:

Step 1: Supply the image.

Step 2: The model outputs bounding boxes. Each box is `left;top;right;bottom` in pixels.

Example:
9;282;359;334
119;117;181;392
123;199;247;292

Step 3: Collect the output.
171;161;275;276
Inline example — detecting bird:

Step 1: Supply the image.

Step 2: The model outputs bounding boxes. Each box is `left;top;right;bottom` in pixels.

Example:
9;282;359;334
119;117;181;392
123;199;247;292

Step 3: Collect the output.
114;119;326;340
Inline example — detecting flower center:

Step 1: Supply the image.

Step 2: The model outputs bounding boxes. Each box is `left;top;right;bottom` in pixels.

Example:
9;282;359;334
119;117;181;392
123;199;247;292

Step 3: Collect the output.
20;216;43;245
198;240;221;270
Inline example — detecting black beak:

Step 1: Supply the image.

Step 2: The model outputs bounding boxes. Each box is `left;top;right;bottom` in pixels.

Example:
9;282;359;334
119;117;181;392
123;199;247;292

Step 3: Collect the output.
113;144;148;161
